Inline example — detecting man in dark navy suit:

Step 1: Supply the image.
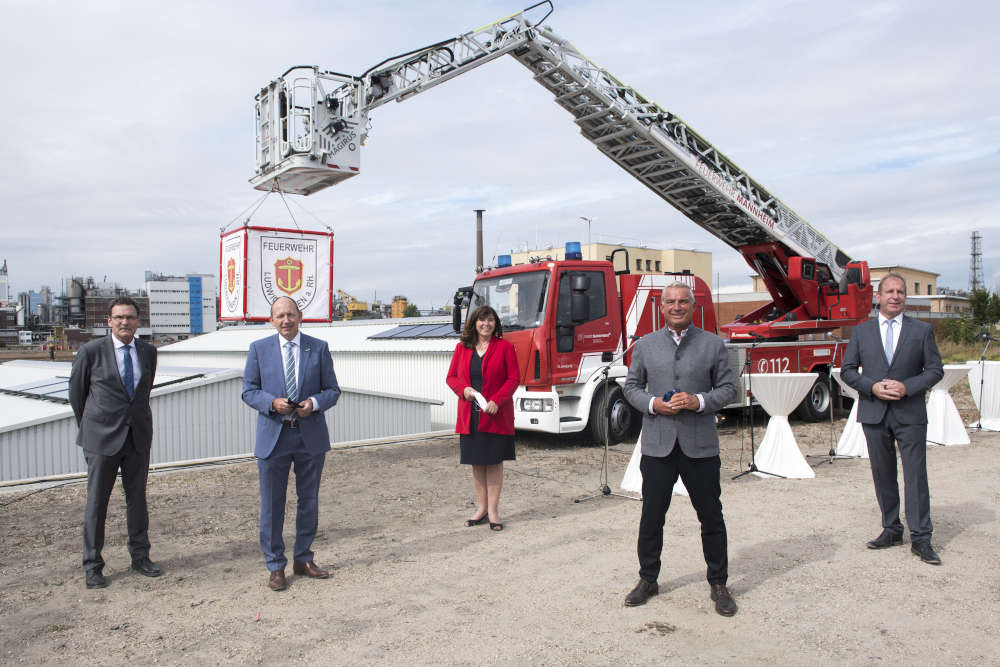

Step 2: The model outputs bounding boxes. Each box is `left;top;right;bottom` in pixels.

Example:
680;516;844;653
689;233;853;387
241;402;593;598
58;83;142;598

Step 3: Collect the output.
70;297;161;589
242;297;341;591
842;273;944;564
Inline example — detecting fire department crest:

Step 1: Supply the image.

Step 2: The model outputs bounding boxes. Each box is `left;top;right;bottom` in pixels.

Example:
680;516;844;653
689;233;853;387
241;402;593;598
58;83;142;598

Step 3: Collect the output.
260;235;318;310
226;258;237;294
274;257;304;295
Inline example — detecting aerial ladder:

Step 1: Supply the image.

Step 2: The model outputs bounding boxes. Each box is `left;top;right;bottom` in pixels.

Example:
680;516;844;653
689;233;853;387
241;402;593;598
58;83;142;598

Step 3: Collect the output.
250;1;871;339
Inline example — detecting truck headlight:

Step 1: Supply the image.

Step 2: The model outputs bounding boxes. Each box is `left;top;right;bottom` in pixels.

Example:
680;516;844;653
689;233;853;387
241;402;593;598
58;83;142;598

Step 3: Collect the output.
520;398;554;412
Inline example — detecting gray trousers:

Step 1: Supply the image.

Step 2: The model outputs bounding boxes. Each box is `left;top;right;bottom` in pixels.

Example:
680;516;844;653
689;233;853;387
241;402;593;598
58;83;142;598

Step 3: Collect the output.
862;412;932;542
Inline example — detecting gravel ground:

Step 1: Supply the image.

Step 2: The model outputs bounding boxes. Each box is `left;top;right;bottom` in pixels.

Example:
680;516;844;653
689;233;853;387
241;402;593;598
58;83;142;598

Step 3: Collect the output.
1;382;997;665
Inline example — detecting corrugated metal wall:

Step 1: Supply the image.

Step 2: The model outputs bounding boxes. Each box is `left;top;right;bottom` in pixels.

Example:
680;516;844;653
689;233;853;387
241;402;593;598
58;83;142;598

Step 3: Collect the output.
159;348;459;429
0;373;439;484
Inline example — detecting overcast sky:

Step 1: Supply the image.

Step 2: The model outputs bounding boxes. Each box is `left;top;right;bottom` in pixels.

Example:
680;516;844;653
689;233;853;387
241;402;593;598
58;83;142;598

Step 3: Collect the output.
2;0;997;309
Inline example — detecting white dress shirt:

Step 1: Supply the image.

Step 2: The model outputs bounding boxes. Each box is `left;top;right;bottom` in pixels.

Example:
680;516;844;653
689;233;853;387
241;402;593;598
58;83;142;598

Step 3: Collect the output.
878;312;903;360
278;333;319;411
111;334;141;392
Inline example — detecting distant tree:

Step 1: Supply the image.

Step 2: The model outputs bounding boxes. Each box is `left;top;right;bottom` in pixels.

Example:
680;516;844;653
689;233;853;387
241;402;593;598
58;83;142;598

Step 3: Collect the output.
969;288;991;326
403;303;420;318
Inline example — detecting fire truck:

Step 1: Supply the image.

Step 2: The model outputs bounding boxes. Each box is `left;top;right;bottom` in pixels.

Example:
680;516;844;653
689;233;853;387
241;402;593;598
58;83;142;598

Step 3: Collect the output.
248;2;873;442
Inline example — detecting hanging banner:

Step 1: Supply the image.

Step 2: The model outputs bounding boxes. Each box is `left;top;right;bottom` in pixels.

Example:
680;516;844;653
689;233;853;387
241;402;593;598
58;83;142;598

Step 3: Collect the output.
219;225;333;321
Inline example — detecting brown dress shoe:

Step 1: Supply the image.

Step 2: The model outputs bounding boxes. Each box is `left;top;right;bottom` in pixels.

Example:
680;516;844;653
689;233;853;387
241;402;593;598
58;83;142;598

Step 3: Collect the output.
268;569;288;591
292;561;330;579
710;584;738;617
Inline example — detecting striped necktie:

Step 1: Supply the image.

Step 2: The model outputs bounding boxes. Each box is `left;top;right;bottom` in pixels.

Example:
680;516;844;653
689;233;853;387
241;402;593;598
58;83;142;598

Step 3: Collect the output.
284;341;298;404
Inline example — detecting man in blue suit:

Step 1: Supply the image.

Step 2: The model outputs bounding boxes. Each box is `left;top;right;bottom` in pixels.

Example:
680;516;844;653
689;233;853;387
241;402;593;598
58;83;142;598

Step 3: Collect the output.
842;273;943;565
243;296;341;591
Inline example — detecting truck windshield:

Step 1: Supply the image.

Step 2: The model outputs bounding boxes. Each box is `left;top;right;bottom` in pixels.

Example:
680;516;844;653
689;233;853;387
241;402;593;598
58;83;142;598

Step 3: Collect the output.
471;271;549;332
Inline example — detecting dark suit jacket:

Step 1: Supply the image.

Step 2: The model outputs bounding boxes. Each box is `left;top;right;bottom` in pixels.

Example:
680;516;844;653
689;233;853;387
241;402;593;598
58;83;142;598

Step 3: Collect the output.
841;315;943;425
69;336;157;456
624;325;737;458
242;333;341;459
445;338;519;436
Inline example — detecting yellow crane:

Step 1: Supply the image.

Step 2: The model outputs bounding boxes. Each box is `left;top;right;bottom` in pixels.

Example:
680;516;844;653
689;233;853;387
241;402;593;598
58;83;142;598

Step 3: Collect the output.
336;289;369;320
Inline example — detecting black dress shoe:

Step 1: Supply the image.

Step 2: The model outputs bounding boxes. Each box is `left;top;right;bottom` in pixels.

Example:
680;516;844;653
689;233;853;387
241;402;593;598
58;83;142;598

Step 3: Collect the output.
911;542;941;565
624;579;658;607
710;584;738;617
131;557;163;577
866;529;904;549
85;569;107;589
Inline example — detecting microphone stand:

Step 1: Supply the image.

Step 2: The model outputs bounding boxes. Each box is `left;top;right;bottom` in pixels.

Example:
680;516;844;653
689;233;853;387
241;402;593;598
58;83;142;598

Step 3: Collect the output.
575;338;641;503
733;335;784;480
975;334;992;431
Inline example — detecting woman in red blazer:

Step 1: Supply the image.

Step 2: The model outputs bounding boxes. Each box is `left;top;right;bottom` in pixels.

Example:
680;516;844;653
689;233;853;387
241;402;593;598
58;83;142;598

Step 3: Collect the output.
446;305;520;531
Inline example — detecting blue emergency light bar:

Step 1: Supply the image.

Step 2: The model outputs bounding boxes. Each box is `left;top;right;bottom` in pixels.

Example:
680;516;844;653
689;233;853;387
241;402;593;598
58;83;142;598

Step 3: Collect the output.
497;254;512;267
565;241;582;260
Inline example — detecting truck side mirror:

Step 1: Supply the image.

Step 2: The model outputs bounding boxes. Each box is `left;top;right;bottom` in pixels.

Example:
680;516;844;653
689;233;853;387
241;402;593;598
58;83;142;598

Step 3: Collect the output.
452;307;463;333
571;293;590;322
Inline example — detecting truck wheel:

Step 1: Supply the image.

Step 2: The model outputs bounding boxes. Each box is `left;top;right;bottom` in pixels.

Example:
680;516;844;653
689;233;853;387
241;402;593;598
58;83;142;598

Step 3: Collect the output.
794;372;831;422
589;385;637;445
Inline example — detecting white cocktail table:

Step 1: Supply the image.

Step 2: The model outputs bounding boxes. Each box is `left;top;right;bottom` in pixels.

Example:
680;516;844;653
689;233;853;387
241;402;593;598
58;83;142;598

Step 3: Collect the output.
926;364;971;445
831;368;868;458
746;373;817;479
966;360;1000;431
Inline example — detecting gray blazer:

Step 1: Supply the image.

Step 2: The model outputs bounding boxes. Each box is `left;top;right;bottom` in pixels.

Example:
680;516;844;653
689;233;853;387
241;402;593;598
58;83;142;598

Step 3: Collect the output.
624;325;737;458
69;336;157;456
841;315;942;425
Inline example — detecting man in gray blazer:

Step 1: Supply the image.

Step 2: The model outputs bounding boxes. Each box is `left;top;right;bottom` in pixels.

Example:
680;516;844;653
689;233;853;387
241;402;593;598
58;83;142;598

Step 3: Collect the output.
70;297;161;589
842;273;943;564
623;283;738;615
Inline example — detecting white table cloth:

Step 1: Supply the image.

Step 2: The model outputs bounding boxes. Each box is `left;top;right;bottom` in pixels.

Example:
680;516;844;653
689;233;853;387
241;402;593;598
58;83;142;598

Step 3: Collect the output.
926;365;971;445
620;430;688;497
831;368;868;458
966;360;1000;431
746;373;817;479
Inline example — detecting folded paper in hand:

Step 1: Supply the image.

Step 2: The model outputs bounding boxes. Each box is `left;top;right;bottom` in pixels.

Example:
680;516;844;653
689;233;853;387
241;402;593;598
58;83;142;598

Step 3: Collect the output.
471;390;489;410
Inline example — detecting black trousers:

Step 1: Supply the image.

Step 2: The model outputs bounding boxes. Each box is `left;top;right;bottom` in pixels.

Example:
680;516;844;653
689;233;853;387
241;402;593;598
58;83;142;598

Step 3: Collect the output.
862;412;932;542
82;431;151;572
638;446;728;585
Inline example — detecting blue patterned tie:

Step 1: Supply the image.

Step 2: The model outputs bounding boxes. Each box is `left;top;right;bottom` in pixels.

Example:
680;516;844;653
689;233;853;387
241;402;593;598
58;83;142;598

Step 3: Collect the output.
122;345;135;399
284;341;298;404
884;320;894;364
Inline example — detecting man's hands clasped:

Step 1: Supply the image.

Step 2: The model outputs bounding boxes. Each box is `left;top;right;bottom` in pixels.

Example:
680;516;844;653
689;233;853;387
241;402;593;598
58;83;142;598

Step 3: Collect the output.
652;391;699;416
271;397;315;418
872;379;907;401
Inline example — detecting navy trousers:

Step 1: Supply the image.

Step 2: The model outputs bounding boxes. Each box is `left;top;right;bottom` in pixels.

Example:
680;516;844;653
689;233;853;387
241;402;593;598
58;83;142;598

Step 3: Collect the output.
257;426;326;571
638;445;728;585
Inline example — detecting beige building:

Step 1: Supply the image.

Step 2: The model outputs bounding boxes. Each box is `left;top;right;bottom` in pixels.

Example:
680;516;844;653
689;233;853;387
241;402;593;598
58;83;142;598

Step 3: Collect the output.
869;265;938;297
505;243;713;289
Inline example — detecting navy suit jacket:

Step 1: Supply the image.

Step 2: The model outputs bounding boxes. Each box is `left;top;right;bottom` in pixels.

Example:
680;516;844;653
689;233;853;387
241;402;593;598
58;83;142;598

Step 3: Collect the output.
69;336;157;456
242;332;341;458
841;315;943;425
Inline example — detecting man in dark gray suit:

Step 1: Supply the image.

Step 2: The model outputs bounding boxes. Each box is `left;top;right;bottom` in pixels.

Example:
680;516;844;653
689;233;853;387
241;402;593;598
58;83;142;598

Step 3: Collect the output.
842;273;944;564
623;283;738;615
70;297;161;589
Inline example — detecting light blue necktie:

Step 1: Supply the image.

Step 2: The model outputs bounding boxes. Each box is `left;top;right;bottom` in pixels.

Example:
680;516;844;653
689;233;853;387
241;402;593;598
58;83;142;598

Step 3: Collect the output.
122;345;135;399
884;320;894;364
284;341;298;404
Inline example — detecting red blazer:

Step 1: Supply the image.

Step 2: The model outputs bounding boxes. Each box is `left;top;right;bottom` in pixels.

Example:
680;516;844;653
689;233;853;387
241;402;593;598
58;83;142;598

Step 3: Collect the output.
446;338;520;435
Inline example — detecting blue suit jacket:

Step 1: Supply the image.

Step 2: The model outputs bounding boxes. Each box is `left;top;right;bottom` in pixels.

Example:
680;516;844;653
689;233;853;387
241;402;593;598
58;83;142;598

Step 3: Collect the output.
242;332;341;458
841;315;942;425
